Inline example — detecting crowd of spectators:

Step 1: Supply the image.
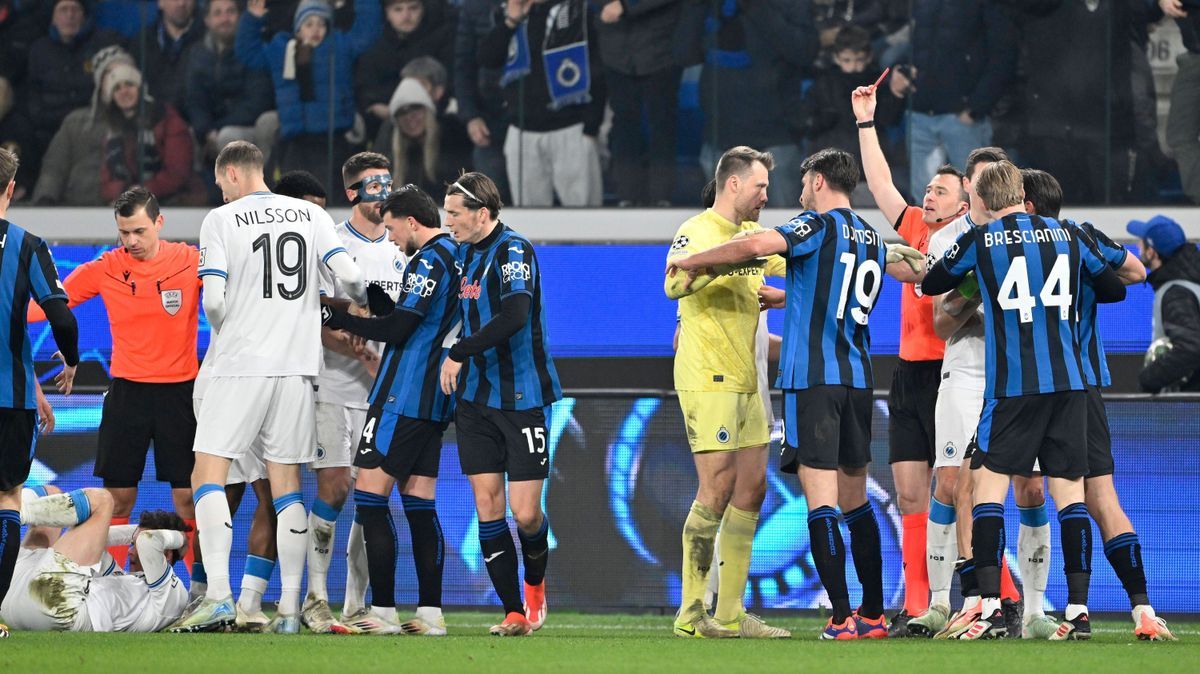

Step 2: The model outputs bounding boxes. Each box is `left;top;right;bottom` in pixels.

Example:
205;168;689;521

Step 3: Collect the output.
0;0;1196;207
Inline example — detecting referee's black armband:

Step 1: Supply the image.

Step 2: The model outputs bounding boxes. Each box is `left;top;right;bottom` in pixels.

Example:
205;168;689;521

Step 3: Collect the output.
41;298;80;367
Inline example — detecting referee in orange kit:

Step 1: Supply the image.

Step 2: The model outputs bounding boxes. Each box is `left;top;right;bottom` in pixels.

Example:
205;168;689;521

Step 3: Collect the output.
29;187;202;570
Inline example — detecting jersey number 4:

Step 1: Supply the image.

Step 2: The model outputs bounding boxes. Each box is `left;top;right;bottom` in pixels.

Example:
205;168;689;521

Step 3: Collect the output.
252;232;308;300
997;255;1072;323
835;252;882;326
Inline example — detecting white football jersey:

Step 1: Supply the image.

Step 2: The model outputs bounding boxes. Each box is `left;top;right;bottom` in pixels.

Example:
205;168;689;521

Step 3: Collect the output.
928;214;985;392
316;221;407;408
83;570;187;632
198;192;347;377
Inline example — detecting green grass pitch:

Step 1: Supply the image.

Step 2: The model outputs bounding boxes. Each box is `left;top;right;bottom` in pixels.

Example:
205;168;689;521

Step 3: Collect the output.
2;612;1196;673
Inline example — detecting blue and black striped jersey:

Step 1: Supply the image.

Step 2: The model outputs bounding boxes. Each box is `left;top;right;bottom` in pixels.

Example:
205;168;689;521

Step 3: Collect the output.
1070;222;1128;389
457;224;561;411
774;209;889;390
0;220;68;409
927;213;1111;399
367;233;460;422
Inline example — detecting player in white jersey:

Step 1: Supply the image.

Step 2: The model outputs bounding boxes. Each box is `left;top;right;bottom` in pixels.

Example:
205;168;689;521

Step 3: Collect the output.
191;334;278;632
172;141;367;634
302;152;407;633
911;148;1053;640
3;487;189;632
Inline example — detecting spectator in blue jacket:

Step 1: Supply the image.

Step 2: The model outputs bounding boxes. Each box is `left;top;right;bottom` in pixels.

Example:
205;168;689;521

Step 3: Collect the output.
907;0;1016;201
236;0;380;195
185;0;276;181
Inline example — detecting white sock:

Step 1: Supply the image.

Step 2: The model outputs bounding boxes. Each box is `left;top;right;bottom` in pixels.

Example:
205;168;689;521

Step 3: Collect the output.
982;596;1001;618
343;517;369;616
704;531;721;610
372;605;397;621
274;494;308;617
1017;515;1051;620
195;484;233;600
415;606;443;621
1065;603;1088;621
306;503;339;602
22;490;89;527
927;498;957;608
238;554;274;614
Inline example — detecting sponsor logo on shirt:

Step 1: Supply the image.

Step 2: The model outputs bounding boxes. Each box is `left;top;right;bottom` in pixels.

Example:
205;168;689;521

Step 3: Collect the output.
500;260;531;283
459;278;482;300
404;273;439;298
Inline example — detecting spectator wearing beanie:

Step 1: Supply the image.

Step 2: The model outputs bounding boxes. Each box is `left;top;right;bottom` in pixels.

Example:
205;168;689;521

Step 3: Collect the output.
236;0;380;197
31;46;137;205
97;62;199;204
376;76;470;195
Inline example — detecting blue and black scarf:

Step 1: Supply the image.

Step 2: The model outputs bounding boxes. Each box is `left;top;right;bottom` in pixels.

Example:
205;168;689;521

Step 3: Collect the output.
500;0;591;110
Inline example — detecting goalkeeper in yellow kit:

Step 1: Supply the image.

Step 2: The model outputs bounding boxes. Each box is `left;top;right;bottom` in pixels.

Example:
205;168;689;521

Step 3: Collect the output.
664;146;791;639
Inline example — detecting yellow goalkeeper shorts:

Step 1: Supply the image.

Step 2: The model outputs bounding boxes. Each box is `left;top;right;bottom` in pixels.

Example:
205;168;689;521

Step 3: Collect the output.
677;390;771;453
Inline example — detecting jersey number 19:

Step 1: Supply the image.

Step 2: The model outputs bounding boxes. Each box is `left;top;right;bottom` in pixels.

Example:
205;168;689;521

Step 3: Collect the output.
252;232;308;300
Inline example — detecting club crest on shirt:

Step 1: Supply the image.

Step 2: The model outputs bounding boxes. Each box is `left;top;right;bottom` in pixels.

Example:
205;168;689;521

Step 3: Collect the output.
161;289;182;316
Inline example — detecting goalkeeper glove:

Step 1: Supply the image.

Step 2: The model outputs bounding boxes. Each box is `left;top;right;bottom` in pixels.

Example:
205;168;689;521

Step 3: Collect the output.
886;243;925;274
956;271;979;299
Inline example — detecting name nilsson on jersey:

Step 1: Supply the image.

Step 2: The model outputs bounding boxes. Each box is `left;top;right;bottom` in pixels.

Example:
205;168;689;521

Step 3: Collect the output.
233;207;314;227
982;227;1072;248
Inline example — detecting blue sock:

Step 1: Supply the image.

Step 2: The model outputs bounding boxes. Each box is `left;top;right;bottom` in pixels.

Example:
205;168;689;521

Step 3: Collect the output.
0;510;20;605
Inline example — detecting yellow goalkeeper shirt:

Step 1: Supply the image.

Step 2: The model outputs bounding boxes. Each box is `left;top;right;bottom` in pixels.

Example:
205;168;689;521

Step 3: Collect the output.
665;209;785;392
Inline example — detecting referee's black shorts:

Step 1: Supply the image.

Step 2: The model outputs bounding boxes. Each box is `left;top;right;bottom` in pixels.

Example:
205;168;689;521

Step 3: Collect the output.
0;407;38;491
95;378;196;488
887;359;942;465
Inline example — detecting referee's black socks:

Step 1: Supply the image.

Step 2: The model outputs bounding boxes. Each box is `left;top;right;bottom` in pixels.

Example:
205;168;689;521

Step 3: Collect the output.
479;518;523;615
1059;502;1093;608
844;502;884;619
518;513;549;587
402;495;444;608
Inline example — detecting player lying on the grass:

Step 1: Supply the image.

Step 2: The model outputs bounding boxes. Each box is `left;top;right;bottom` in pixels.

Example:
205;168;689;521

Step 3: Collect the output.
921;161;1126;640
2;487;190;632
668;148;924;640
321;185;459;636
1020;169;1174;642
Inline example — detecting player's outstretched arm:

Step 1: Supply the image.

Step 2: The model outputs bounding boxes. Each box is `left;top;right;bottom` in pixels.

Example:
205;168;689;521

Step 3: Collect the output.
321;304;422;347
854;85;908;227
919;258;964;296
325;251;368;306
666;230;786;292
